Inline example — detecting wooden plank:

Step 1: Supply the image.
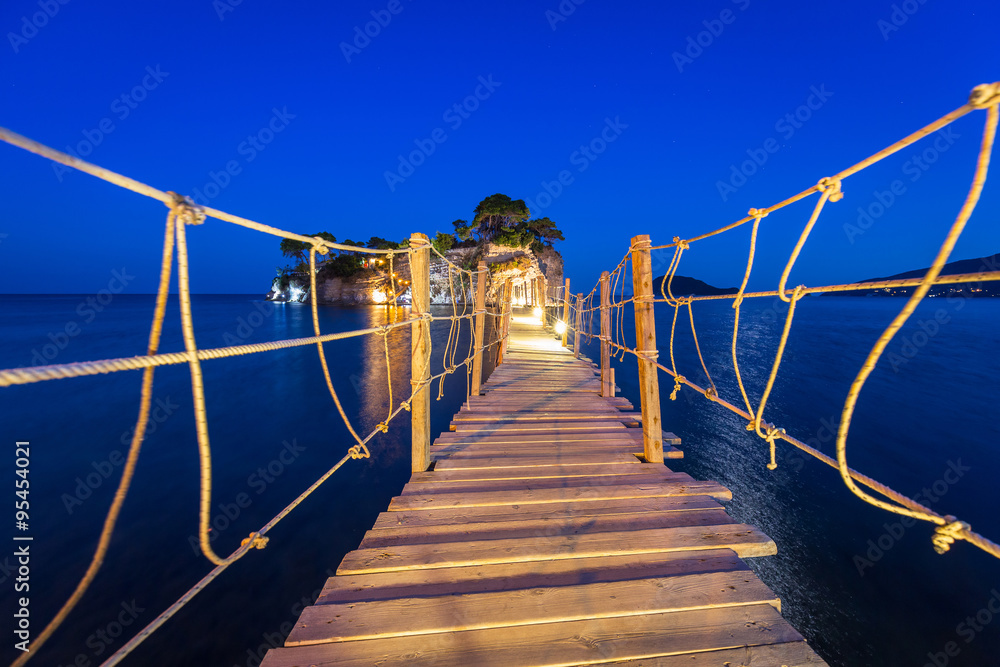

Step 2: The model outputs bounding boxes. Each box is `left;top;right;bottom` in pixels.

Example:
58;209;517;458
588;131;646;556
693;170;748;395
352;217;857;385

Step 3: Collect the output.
388;480;732;510
451;420;627;433
429;454;642;470
411;463;652;482
399;473;692;495
431;442;642;456
360;507;736;548
452;413;629;424
288;570;780;645
611;642;828;666
373;496;725;529
260;604;802;667
336;524;776;574
434;431;638;445
317;548;747;604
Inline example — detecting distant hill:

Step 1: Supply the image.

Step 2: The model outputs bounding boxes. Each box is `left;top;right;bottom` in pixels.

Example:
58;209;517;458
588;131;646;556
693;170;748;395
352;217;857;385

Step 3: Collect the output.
831;253;999;297
652;274;739;297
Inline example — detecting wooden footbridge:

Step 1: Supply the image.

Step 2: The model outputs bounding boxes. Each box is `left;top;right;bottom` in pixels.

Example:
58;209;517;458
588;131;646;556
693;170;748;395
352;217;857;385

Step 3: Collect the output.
260;311;828;666
6;88;1000;667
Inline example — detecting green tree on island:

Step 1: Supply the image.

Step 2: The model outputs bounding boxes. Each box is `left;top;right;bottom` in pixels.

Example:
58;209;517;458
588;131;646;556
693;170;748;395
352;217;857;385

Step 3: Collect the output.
280;231;337;268
450;194;565;252
471;193;530;240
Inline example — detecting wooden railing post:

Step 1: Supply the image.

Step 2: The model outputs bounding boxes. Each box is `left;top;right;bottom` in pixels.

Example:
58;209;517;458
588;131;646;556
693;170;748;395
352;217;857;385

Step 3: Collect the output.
409;232;431;472
470;261;487;396
494;279;506;365
630;234;663;464
573;292;583;358
497;278;512;364
600;271;612;397
561;278;570;347
502;278;513;353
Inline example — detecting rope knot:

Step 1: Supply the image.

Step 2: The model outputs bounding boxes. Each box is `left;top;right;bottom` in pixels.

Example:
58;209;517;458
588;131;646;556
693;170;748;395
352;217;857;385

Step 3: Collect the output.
166;191;206;225
401;400;411;412
764;425;786;443
376;422;388;434
932;517;970;554
747;207;769;219
311;237;330;255
969;82;1000;109
241;532;269;550
764;425;785;471
817;177;844;203
705;387;718;402
348;443;371;459
670;375;685;401
672;236;690;250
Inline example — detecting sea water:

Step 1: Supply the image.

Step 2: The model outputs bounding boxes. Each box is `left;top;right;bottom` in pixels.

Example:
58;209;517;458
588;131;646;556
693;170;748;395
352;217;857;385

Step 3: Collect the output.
1;294;999;666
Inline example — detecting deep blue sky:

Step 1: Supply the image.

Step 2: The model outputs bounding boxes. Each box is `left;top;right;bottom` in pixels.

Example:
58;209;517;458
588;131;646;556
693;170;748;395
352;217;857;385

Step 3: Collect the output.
1;0;997;294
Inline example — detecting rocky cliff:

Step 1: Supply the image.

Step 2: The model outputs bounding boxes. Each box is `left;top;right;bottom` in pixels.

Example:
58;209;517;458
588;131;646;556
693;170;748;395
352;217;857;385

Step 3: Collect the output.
266;244;564;306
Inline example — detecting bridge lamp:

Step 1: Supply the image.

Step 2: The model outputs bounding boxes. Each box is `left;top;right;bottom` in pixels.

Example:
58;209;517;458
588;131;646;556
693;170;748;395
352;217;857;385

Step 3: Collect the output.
554;320;567;335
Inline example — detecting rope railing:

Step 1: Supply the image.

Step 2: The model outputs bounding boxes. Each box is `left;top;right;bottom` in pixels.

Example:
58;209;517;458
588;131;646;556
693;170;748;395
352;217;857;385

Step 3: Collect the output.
0;128;511;666
569;82;1000;563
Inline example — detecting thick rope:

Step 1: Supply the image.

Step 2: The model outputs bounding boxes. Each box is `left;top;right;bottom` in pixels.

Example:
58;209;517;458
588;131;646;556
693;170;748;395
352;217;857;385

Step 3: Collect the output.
833;102;999;532
10;205;178;667
777;178;843;302
731;210;764;419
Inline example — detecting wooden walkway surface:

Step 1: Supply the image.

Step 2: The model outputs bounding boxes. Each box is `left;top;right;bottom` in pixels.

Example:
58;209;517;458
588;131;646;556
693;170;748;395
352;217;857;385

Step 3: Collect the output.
262;315;828;666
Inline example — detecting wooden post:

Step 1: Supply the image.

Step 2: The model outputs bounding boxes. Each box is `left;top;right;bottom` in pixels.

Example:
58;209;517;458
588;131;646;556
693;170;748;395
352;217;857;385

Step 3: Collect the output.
572;292;583;358
630;234;663;464
494;279;506;366
561;278;571;347
502;279;513;354
600;271;612;397
470;261;487;396
610;367;616;396
409;232;431;472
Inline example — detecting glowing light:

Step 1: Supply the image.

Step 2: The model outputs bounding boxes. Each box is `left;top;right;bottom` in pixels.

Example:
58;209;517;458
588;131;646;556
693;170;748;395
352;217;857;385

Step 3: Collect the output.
555;320;567;334
288;285;306;302
532;306;542;317
371;289;389;304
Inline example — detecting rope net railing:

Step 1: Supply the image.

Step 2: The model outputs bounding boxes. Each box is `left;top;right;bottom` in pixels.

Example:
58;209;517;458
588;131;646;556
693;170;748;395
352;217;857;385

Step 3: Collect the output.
0;130;511;667
562;82;1000;562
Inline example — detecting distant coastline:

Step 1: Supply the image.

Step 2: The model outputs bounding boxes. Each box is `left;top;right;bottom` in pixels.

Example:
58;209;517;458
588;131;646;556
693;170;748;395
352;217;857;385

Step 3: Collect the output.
823;252;999;297
653;253;999;299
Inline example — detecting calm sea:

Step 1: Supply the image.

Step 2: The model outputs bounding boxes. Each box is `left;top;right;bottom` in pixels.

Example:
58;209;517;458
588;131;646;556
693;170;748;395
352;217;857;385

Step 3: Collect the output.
1;294;998;666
